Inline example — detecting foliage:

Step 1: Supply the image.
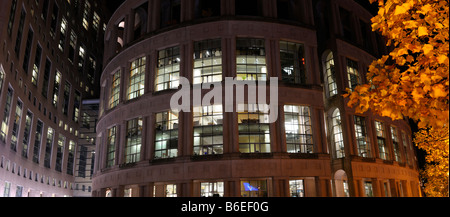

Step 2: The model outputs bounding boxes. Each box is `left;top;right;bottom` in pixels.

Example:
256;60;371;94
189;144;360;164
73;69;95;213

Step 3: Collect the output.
344;0;449;197
345;0;449;129
415;126;449;197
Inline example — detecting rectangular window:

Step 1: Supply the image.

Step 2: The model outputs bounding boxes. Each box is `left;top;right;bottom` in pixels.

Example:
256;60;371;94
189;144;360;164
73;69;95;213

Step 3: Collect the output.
277;0;303;22
284;105;313;153
364;181;374;197
93;12;100;31
326;53;337;97
21;111;33;158
193;39;222;84
193;105;223;155
354;116;371;157
3;182;11;197
200;181;224;197
240;179;267;197
194;0;220;19
82;1;91;30
41;58;51;98
0;87;14;142
235;0;263;16
280;41;306;84
375;121;389;160
55;134;65;172
289;179;304;197
7;0;17;36
160;0;181;28
50;3;59;37
238;104;271;153
78;146;87;178
391;126;402;163
339;7;354;41
155;110;179;159
236;38;267;81
0;66;5;94
67;140;75;175
73;91;81;122
32;120;43;164
10;100;23;152
106;126;117;168
52;70;62;107
165;184;177;197
109;69;121;108
59;18;67;52
87;56;96;84
128;57;146;99
32;44;42;86
125;118;143;163
14;9;26;55
156;47;180;91
68;30;77;62
347;58;360;91
62;81;71;115
401;131;409;164
22;28;34;73
78;46;86;74
44;127;54;168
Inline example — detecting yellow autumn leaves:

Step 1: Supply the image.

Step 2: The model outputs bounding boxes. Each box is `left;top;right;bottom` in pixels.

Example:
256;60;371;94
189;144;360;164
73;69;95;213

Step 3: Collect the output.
346;0;448;197
346;0;449;130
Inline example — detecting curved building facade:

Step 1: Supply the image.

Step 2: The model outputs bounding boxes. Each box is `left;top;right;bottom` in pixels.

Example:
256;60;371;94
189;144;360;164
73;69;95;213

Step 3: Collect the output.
0;0;109;197
93;0;421;197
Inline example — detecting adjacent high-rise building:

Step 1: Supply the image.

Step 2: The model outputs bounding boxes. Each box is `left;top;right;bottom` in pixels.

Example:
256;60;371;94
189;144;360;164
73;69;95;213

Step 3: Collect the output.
93;0;421;197
0;0;109;197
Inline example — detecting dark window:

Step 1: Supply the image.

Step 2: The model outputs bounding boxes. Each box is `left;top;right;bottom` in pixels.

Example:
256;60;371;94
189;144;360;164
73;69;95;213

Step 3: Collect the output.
235;0;263;17
194;0;221;19
339;7;354;41
14;9;26;56
23;28;34;73
160;0;181;28
277;0;303;22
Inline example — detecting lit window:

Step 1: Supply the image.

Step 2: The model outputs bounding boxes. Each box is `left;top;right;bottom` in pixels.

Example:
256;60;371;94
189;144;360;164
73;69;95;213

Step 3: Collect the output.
155;110;179;159
127;57;146;100
93;12;100;31
347;58;361;91
82;1;91;30
165;184;177;197
193;105;223;155
32;45;42;86
289;180;304;197
364;181;374;197
193;39;222;84
332;109;344;158
21;111;33;158
238;104;271;153
67;140;75;175
125;118;143;163
236;38;267;81
354;116;371;157
106;126;117;168
55;134;65;172
125;118;142;163
200;181;224;197
59;18;67;51
156;46;180;91
109;69;121;108
325;52;337;97
10;100;23;152
375;121;389;160
240;180;267;197
280;41;306;84
0;87;14;142
284;105;313;153
44;127;55;168
391;126;402;162
52;71;62;107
